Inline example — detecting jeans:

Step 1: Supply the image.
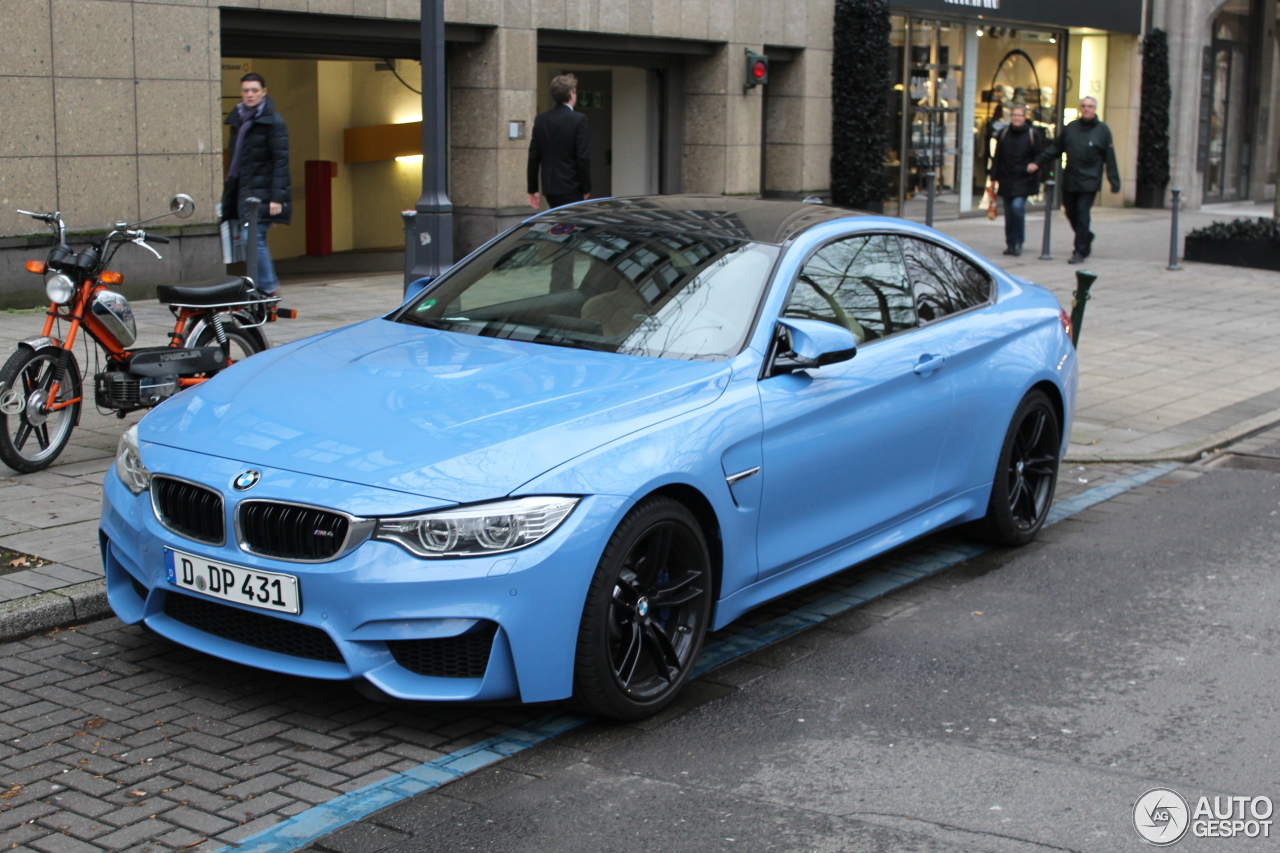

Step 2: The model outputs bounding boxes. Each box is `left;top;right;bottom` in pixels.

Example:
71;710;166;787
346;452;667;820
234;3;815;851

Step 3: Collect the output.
1061;190;1097;258
1003;195;1027;247
244;220;278;294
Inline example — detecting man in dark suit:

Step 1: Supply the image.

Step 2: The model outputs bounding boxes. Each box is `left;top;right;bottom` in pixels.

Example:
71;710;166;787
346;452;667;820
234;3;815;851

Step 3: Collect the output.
527;74;591;209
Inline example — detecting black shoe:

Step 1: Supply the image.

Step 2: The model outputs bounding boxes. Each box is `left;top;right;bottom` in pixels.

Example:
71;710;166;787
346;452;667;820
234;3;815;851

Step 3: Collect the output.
1003;246;1015;255
1013;243;1023;256
1068;252;1084;264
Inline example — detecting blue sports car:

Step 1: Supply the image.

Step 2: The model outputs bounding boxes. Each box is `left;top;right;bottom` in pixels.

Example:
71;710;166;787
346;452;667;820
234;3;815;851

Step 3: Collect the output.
101;196;1076;719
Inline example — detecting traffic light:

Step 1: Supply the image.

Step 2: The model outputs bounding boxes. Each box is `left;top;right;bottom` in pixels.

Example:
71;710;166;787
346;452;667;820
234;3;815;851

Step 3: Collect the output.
745;49;769;89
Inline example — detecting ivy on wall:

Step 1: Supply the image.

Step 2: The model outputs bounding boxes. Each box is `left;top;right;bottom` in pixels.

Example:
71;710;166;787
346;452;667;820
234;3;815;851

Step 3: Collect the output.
831;0;891;211
1136;28;1171;200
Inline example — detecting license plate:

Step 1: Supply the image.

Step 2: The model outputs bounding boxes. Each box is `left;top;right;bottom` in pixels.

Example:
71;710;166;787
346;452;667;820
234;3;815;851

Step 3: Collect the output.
165;548;301;615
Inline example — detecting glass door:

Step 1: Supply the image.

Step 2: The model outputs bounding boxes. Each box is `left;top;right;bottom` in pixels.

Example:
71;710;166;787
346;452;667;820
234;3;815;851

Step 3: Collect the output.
899;19;964;221
1204;39;1249;202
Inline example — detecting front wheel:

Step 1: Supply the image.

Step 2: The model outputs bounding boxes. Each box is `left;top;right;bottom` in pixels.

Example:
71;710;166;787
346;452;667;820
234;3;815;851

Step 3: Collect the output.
190;317;268;364
975;389;1061;546
573;497;712;720
0;347;82;474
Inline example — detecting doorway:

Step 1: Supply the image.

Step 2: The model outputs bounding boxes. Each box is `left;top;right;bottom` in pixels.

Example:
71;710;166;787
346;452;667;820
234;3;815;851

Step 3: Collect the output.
1203;8;1251;203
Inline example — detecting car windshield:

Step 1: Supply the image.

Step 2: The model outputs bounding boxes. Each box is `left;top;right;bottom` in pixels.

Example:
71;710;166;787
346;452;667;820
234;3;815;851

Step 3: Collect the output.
396;221;780;361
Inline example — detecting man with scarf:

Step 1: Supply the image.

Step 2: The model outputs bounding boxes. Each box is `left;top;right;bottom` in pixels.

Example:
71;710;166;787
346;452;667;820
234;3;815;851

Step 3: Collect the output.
221;73;291;295
1029;96;1120;264
990;103;1044;256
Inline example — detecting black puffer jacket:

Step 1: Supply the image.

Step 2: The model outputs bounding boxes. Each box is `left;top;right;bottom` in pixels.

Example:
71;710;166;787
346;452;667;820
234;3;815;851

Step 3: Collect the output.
992;122;1045;199
221;96;291;225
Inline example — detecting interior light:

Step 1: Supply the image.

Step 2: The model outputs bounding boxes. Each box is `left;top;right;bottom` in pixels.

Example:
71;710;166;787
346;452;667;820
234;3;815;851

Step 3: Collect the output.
1050;37;1057;44
395;154;423;164
395;114;423;125
976;29;984;37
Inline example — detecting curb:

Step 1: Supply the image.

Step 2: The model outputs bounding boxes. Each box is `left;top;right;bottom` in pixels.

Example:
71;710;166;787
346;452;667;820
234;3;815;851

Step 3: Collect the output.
1066;407;1280;465
0;579;110;642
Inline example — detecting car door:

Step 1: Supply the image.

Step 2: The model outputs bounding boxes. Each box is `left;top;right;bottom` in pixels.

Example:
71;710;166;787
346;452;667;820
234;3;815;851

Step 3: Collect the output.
899;236;1004;502
756;233;955;579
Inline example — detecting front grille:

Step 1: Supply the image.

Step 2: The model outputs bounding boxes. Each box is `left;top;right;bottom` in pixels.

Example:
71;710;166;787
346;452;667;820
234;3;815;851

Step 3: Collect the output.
387;622;498;678
238;501;351;561
152;476;224;545
163;591;344;663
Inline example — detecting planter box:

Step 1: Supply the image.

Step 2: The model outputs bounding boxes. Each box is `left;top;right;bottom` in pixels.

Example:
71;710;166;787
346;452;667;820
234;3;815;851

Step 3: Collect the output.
1135;183;1166;209
1183;236;1280;271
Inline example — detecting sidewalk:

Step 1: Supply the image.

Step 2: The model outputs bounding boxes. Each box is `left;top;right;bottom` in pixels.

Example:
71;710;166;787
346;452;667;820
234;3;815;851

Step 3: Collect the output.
1;203;1277;638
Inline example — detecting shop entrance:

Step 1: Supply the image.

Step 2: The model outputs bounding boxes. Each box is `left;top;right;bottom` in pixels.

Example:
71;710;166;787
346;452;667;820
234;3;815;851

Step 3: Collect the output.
1202;4;1252;203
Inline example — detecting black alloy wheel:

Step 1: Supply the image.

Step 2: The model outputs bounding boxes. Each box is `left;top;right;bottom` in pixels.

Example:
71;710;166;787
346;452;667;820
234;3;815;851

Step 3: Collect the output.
976;389;1061;546
574;497;711;720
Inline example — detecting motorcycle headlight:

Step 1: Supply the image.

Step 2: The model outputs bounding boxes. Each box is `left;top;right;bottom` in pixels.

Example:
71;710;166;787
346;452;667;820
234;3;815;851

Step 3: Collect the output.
374;496;579;558
115;425;152;495
44;272;75;305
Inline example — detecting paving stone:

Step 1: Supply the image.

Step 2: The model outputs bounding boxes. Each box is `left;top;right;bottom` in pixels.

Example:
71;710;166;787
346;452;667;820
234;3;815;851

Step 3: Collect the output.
280;780;339;804
160;806;235;836
93;818;178;851
0;801;58;832
0;823;49;848
214;813;284;844
28;831;102;853
34;811;112;842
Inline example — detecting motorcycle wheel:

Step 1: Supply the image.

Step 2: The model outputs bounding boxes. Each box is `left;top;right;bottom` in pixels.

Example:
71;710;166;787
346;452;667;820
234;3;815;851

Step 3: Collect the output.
0;348;82;474
190;319;268;364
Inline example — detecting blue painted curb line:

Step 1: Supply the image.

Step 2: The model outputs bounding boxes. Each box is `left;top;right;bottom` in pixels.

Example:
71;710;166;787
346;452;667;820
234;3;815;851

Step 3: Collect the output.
215;462;1180;853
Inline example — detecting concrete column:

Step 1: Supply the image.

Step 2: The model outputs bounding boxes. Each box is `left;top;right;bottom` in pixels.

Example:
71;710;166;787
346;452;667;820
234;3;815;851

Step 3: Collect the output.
683;45;764;195
447;25;536;256
763;49;833;198
1101;33;1141;207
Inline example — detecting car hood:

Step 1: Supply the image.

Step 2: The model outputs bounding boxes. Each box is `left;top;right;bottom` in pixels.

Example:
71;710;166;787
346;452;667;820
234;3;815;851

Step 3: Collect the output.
141;318;732;504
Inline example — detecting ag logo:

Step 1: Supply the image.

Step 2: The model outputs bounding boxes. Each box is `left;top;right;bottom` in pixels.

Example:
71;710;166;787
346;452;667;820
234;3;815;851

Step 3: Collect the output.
232;470;261;491
1134;788;1190;846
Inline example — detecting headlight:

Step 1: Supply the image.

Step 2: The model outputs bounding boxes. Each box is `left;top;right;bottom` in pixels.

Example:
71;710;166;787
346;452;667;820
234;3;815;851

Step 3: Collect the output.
374;496;579;558
44;272;75;305
115;425;151;494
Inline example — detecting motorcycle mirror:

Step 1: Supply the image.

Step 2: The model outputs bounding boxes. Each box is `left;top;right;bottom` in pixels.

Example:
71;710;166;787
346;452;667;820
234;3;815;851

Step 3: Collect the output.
169;194;195;219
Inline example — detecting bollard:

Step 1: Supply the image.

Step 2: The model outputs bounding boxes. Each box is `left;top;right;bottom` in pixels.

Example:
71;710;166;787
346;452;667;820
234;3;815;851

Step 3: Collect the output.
1069;268;1097;347
1167;188;1182;271
401;210;417;294
924;168;936;228
1038;179;1055;260
244;196;261;287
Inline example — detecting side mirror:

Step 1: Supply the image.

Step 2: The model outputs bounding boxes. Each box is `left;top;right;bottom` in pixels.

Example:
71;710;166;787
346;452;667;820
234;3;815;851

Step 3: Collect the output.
770;318;857;376
169;194;195;219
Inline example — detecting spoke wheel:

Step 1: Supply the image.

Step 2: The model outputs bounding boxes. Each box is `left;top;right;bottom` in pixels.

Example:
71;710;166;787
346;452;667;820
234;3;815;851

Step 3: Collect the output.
575;497;711;720
190;318;268;365
976;389;1060;546
0;347;82;474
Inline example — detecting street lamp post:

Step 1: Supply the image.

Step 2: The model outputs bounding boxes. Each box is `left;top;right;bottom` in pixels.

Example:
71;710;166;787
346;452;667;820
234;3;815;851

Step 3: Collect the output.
404;0;452;295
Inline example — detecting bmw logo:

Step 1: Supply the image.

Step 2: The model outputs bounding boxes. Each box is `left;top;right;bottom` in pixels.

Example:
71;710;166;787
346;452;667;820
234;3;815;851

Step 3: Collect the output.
233;470;261;491
636;597;650;618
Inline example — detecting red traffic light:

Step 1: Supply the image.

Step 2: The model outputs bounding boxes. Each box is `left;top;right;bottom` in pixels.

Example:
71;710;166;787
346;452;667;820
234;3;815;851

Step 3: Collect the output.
744;50;769;88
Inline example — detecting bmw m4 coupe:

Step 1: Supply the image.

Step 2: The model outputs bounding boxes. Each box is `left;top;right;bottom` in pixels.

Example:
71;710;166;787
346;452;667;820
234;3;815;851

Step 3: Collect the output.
101;196;1076;719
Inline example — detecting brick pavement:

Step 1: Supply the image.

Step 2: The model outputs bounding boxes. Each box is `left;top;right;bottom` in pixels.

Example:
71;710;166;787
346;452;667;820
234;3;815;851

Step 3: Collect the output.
0;461;1182;853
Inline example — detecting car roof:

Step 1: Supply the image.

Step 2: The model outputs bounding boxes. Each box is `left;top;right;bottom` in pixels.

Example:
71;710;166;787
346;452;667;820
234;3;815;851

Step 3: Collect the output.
529;195;869;246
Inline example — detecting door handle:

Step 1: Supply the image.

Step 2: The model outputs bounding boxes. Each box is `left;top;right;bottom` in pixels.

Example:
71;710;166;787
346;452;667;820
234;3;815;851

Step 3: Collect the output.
913;353;947;375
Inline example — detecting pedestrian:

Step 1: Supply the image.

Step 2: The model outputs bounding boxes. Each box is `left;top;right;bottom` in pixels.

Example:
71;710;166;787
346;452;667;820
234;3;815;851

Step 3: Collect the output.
527;74;591;210
990;104;1044;256
221;72;291;295
1029;96;1120;264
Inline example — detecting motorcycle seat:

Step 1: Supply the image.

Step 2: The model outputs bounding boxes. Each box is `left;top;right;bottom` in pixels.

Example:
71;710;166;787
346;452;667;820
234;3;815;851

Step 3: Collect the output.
156;277;252;306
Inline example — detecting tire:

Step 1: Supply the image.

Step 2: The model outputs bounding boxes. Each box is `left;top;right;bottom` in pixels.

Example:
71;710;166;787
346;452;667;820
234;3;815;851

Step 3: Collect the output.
190;318;267;365
573;497;712;720
0;347;82;474
975;389;1061;546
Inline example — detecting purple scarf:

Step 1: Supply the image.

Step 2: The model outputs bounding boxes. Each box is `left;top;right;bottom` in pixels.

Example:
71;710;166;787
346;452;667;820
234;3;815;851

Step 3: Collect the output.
227;102;262;179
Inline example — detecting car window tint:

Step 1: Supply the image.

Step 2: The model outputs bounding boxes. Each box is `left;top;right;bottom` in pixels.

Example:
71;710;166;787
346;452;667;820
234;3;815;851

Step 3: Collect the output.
900;237;992;323
783;234;915;344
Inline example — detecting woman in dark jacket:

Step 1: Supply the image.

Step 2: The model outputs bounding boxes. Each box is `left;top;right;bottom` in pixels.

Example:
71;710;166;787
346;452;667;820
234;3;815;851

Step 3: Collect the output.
990;104;1043;256
222;73;291;294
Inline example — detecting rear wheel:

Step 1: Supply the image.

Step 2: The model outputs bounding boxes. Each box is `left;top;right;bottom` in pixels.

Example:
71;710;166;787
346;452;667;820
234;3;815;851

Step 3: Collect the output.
190;318;267;365
573;497;712;720
0;347;82;474
975;389;1061;546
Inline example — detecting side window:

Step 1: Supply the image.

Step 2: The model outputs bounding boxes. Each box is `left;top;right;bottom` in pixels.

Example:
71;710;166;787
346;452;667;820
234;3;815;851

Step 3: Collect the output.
900;237;992;323
783;234;916;344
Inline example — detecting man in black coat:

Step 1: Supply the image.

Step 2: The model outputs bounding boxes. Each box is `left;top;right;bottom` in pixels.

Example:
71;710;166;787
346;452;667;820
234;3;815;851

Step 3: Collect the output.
527;74;591;210
1030;96;1121;264
222;73;291;294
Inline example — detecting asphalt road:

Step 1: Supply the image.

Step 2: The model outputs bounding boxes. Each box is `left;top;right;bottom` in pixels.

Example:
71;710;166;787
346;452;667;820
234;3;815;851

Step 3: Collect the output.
313;463;1280;853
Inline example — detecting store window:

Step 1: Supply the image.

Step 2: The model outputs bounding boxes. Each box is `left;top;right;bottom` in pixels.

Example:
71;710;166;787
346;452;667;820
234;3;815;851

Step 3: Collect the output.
972;27;1062;205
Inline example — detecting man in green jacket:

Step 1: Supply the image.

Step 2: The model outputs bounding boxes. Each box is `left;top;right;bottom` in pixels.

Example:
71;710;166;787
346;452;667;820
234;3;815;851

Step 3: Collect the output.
1029;96;1121;263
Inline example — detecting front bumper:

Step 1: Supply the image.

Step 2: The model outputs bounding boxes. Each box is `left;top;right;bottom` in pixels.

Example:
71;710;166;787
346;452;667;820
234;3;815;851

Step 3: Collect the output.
100;442;626;704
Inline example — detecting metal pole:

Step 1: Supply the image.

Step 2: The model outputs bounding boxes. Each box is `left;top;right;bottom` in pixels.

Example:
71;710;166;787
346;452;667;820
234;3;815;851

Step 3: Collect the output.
1069;269;1097;347
244;196;260;287
405;0;453;295
1038;179;1055;260
925;168;936;228
1167;187;1182;271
